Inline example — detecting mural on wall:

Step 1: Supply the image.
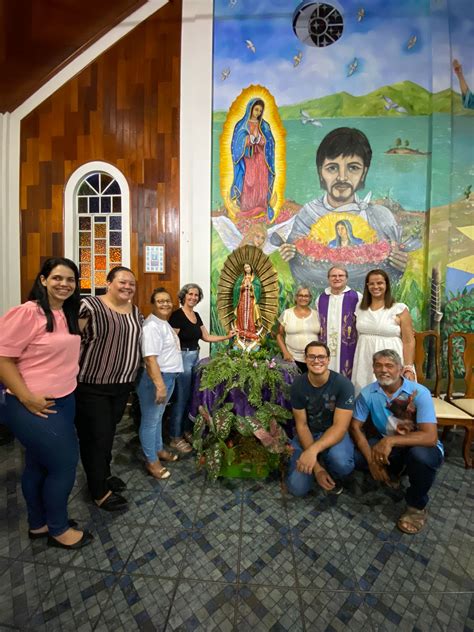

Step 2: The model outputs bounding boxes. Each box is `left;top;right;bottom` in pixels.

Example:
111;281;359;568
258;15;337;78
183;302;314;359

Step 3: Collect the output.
210;0;474;340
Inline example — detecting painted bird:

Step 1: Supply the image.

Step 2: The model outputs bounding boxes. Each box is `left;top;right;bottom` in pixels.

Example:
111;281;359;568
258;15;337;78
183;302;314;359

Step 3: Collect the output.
407;35;417;49
357;7;365;22
293;51;303;67
300;110;323;127
464;184;472;200
382;95;408;113
245;39;256;53
221;68;231;81
347;57;359;76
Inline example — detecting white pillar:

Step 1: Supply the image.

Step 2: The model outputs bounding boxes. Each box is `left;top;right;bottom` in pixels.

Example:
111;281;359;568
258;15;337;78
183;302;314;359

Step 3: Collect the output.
180;0;214;355
0;113;21;313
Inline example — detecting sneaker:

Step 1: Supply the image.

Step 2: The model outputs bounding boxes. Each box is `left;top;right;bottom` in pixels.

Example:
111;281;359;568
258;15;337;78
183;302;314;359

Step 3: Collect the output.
169;437;193;454
326;483;343;496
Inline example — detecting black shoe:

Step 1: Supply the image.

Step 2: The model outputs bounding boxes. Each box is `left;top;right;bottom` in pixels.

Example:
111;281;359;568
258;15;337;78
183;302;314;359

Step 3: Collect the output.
96;492;128;512
107;476;127;492
29;519;79;540
325;483;344;496
47;530;94;550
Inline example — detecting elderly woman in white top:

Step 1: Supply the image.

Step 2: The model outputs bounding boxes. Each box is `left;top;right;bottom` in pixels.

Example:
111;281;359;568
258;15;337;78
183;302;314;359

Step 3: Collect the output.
137;287;183;479
276;286;321;372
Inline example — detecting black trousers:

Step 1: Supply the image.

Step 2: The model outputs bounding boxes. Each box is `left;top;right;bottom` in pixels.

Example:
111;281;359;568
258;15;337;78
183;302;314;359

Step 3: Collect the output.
75;382;133;500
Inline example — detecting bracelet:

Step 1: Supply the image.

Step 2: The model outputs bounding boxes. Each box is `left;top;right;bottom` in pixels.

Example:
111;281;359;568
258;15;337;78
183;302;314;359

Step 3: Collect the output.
403;364;415;372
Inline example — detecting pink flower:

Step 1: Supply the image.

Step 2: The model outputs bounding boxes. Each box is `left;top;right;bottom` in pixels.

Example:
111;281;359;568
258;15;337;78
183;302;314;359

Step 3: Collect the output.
293;238;391;264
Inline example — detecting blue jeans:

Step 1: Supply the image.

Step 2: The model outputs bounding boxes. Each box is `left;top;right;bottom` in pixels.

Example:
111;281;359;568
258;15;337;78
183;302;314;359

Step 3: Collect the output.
354;438;443;509
3;393;78;536
137;370;179;463
286;431;355;497
169;350;199;437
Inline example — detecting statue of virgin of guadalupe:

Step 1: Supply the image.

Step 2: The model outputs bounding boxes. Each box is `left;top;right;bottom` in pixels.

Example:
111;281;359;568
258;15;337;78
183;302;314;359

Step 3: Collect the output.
232;262;262;343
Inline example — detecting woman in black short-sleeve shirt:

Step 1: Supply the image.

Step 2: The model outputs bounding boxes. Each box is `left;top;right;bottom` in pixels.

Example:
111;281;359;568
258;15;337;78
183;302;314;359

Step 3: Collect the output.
168;283;234;453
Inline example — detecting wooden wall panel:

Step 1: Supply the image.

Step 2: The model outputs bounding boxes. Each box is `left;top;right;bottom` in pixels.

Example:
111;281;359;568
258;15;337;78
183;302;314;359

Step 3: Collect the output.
20;1;182;316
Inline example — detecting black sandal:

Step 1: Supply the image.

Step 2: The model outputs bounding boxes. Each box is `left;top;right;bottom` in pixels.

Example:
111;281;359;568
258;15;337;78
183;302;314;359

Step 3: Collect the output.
29;519;78;540
95;492;128;512
47;530;94;550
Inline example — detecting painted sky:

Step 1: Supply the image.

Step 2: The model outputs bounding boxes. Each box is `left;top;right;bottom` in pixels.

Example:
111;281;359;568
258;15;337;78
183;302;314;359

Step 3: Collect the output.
213;0;474;109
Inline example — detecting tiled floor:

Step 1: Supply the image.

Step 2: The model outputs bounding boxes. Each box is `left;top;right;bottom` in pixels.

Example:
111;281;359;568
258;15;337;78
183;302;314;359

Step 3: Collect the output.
0;416;473;631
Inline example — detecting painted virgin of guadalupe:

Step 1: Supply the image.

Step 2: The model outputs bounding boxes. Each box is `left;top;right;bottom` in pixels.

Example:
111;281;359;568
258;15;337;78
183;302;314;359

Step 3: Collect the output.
232;263;262;342
230;98;276;222
328;220;364;248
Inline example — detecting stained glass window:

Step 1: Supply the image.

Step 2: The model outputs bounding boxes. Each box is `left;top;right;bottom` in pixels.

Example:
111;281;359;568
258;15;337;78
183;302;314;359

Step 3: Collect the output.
76;172;123;295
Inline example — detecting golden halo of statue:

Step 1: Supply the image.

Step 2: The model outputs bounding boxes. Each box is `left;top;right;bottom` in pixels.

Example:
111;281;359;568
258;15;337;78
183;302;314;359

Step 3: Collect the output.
217;245;279;339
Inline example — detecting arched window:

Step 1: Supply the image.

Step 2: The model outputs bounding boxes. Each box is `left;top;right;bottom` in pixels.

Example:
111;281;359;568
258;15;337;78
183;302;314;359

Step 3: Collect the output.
64;162;130;295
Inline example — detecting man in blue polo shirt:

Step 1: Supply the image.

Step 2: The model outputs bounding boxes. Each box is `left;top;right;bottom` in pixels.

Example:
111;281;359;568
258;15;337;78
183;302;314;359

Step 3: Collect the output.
351;349;443;534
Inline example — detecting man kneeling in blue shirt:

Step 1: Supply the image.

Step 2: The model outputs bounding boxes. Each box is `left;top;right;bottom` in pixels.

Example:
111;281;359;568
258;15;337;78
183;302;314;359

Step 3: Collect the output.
351;349;443;534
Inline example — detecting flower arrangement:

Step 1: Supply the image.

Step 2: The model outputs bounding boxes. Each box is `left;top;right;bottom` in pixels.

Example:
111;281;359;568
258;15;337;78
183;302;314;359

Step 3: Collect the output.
294;237;391;264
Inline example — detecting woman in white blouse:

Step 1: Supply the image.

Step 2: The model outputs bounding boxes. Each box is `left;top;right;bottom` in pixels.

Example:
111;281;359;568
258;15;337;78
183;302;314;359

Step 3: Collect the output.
276;286;321;372
137;288;183;479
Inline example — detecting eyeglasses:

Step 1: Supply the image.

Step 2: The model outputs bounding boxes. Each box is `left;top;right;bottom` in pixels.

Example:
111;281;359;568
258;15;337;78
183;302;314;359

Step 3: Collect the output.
297;294;311;298
155;299;172;305
306;354;328;362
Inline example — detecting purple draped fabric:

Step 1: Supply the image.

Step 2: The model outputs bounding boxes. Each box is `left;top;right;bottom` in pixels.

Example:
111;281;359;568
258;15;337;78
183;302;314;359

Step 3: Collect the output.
189;358;296;437
318;289;359;379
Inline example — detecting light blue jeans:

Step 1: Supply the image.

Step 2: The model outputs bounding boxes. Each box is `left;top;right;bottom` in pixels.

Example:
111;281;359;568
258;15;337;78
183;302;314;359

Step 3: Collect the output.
286;431;355;497
137;370;179;463
169;349;199;438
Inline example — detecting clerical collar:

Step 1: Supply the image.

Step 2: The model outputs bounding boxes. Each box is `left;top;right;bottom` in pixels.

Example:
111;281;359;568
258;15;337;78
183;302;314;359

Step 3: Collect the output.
324;286;352;296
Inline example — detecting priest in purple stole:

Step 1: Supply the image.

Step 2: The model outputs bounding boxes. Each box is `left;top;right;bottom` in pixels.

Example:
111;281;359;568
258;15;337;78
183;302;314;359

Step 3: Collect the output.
315;266;361;379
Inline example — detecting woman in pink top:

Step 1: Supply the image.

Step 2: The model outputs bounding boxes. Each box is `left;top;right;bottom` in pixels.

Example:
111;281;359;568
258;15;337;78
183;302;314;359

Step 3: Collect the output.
0;258;93;550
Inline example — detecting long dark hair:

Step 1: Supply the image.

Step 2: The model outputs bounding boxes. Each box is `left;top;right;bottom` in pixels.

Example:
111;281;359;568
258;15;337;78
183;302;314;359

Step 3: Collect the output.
28;257;81;334
360;269;395;310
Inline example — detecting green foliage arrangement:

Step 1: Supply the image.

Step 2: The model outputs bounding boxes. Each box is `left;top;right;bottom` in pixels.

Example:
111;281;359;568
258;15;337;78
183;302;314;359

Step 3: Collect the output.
192;401;293;481
442;288;474;375
198;349;297;408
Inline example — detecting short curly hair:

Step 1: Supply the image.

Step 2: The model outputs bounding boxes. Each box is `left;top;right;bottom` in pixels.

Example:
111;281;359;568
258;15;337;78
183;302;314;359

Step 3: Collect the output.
178;283;203;305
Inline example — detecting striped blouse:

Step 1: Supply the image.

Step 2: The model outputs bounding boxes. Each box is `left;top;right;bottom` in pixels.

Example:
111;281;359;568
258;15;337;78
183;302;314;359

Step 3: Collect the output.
78;296;143;384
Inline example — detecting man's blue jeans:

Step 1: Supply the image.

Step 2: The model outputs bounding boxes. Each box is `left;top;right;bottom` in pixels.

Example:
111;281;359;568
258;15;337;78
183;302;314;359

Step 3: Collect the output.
169;349;199;438
355;439;443;509
3;393;78;536
286;431;355;496
137;370;179;463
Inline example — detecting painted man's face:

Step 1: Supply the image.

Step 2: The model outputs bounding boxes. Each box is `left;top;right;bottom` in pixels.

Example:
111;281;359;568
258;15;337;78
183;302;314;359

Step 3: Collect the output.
319;154;367;207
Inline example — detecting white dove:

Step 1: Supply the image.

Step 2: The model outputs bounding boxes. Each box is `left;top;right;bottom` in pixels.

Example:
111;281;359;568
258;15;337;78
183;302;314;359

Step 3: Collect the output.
382;95;408;113
293;51;303;67
245;39;256;53
221;68;231;81
300;110;323;127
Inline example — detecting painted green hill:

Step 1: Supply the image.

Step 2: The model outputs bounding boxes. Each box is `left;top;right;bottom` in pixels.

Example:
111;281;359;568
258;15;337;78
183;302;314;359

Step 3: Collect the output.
213;81;473;120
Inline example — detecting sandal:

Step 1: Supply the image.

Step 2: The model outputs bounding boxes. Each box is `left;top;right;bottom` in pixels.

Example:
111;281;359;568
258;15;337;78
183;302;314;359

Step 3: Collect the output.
157;449;179;462
169;438;193;454
145;461;171;480
397;506;427;534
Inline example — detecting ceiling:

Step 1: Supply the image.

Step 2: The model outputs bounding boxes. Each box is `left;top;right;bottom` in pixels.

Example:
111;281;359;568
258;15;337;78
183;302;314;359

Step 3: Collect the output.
0;0;147;112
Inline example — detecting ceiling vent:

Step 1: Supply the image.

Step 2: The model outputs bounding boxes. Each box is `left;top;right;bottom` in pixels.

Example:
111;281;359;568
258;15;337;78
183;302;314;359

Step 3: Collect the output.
293;2;344;48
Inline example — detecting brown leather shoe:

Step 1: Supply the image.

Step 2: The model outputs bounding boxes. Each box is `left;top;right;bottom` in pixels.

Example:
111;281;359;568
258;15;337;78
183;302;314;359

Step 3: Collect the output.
145;461;171;479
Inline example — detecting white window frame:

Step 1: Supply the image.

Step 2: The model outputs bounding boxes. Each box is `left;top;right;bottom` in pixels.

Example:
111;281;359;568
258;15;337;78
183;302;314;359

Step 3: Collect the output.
64;162;131;280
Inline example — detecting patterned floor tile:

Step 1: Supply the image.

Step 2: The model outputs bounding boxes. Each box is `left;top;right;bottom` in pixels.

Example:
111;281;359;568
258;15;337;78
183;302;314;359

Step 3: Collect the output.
293;536;356;591
0;559;59;629
362;591;474;631
236;585;304;631
240;532;296;587
28;566;118;630
69;522;143;573
300;590;372;631
94;574;175;631
166;580;237;631
194;487;243;532
286;494;340;539
344;535;474;593
122;526;188;579
144;488;202;530
182;529;240;583
241;495;290;536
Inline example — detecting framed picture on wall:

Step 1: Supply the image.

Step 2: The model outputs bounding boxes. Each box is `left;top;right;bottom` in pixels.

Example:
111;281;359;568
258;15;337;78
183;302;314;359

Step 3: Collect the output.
144;244;166;274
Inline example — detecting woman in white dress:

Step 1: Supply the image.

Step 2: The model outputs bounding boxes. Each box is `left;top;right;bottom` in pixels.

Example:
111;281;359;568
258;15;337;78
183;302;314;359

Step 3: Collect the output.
276;286;321;372
352;269;416;394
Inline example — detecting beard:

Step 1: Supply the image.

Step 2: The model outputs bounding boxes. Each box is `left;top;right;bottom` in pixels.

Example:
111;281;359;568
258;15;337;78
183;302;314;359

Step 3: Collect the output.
329;183;354;202
376;374;400;387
